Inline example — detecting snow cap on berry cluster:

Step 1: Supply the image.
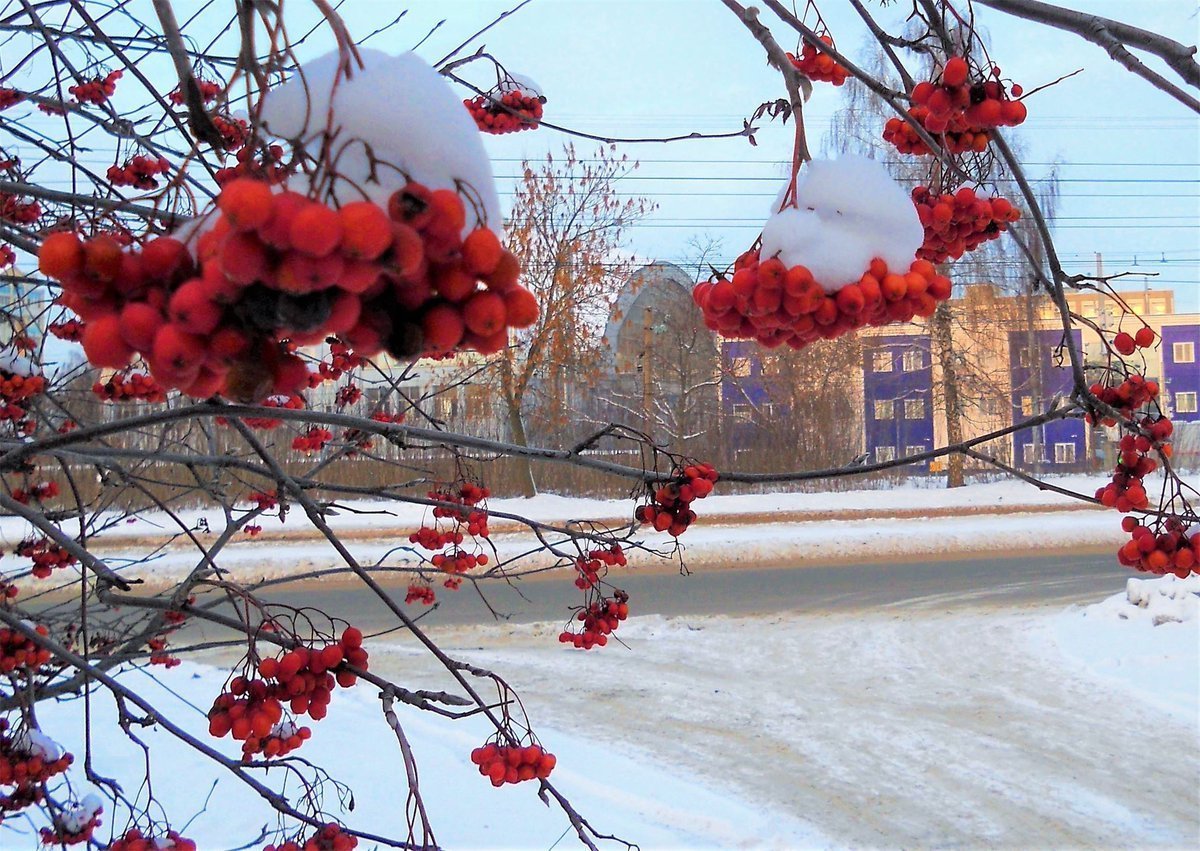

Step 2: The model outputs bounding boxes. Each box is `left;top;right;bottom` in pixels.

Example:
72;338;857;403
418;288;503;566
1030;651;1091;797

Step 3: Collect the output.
762;155;922;292
260;49;501;234
59;794;103;832
0;350;38;377
13;727;62;761
497;73;543;99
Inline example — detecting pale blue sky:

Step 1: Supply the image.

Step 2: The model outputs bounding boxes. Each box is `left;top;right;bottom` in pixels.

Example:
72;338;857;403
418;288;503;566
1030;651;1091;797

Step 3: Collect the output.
331;0;1200;313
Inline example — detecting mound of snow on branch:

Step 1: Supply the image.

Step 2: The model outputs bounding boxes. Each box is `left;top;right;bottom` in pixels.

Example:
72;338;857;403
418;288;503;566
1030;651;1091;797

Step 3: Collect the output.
498;73;543;98
762;154;922;291
14;726;63;760
260;49;501;232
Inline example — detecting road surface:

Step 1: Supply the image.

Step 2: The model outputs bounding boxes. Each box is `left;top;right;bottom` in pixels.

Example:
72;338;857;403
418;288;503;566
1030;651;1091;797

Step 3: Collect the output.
193;549;1130;635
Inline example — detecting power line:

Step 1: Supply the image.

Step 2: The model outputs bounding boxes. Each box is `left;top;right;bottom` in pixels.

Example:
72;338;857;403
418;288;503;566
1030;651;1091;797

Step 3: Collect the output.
490;157;1200;168
495;174;1200;184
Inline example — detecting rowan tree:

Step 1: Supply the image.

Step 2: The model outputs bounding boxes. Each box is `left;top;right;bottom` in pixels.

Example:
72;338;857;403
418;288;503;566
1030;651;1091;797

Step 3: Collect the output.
0;1;1190;849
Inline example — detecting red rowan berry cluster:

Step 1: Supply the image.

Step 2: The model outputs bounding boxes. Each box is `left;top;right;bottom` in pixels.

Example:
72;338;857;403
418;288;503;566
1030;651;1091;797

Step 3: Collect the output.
109;828;197;851
465;90;545;134
431;482;490;526
559;590;629;649
334;383;361;407
408;526;462;551
147;635;181;668
635;462;718;537
244;524;262;537
214;144;289;187
236;395;306;430
431;549;488;575
48;319;83;342
315;339;366;383
291;426;333;453
884;58;1027;155
168;78;223;105
265;822;358;851
786;35;848;85
1113;326;1156;356
0;369;45;427
0;193;40;224
39;796;103;846
1087;374;1159;425
1118;516;1198;578
107;155;172;190
405;583;436;605
574;544;626;590
9;480;58;504
0;245;14;269
247;490;278;510
693;251;952;350
207;627;366;759
68;70;122;104
0;89;21;111
409;483;492;582
0;721;72;798
1096;433;1160;512
92;371;167;403
912;186;1020;263
212;114;250;151
39;176;539;400
16;537;76;579
471;741;556;786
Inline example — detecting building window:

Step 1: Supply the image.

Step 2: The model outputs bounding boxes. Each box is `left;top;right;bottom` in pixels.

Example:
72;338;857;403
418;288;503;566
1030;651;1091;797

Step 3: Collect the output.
1081;303;1097;318
904;398;926;419
1054;442;1077;464
1176;391;1198;414
901;350;923;371
875;445;896;463
1023;443;1042;464
905;445;926;458
732;403;752;421
1150;299;1167;314
1020;395;1034;417
730;357;753;377
872;351;893;372
874;400;894;420
1017;346;1034;368
1173;341;1195;364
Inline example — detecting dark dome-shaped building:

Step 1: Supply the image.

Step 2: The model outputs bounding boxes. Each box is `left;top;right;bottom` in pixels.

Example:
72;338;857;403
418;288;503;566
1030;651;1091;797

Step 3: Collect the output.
588;262;720;450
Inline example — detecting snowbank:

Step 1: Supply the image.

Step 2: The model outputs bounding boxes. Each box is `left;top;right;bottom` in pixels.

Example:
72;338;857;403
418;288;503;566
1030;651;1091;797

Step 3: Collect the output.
1046;573;1199;723
31;661;827;849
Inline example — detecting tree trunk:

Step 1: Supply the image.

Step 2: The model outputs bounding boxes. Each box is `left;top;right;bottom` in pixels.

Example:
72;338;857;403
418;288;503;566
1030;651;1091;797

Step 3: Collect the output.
932;301;966;488
505;404;538;498
499;354;538;498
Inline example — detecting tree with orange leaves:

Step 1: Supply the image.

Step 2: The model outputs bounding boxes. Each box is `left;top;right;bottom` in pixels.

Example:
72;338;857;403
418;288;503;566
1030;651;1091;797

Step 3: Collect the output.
492;144;652;496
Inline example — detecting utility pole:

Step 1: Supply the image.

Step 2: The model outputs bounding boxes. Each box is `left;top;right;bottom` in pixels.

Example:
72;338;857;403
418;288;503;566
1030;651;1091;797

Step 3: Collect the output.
642;307;653;433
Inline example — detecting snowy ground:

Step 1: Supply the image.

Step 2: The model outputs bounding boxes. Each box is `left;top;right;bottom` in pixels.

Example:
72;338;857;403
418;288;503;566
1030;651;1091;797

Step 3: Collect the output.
0;475;1132;585
19;575;1198;849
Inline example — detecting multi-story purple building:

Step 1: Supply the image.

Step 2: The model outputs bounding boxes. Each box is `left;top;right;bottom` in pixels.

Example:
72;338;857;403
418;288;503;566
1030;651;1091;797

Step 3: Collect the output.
1008;328;1087;469
1160;322;1200;423
861;334;934;468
